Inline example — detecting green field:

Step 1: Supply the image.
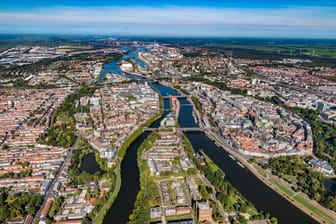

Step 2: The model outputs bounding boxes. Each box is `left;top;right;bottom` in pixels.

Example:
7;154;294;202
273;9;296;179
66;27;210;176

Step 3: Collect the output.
254;165;336;224
206;41;336;59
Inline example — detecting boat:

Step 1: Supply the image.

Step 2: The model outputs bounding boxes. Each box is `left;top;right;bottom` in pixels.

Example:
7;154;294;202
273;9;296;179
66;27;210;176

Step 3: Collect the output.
237;161;245;169
229;155;236;161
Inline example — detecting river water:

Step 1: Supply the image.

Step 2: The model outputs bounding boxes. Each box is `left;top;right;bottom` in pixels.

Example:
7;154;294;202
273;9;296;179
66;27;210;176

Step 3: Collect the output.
95;48;318;224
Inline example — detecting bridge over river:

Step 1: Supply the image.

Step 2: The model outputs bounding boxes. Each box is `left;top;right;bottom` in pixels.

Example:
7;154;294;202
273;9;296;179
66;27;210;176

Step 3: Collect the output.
162;95;187;99
143;127;213;132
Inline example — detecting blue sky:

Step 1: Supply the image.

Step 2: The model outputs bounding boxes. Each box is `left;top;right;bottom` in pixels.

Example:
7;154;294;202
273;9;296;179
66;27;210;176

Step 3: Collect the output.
0;0;336;38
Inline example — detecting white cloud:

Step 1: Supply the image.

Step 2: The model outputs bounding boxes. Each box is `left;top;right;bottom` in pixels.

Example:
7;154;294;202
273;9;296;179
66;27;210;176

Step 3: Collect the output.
0;6;335;29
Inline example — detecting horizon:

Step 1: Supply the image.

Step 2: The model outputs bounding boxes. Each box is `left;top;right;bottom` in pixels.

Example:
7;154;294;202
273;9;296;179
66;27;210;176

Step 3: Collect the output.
0;1;336;38
1;34;336;41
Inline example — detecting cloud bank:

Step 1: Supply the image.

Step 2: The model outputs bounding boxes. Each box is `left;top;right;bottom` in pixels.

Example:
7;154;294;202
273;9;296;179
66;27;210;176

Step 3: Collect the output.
0;6;335;37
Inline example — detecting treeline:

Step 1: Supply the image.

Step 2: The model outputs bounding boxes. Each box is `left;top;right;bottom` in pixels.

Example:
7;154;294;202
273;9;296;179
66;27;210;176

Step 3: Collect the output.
191;96;202;112
173;85;190;95
266;156;336;211
182;135;277;223
38;85;97;147
47;196;64;221
128;131;160;224
196;153;259;217
185;76;247;96
0;169;32;179
0;188;42;222
68;138;105;185
205;44;336;68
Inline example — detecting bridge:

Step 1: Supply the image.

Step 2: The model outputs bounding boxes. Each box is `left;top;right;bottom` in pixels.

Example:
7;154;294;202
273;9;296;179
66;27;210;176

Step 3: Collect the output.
162;95;187;99
143;127;212;132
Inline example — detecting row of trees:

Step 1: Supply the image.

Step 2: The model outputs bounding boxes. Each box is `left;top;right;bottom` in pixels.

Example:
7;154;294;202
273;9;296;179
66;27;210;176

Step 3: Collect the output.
267;156;336;211
173;85;190;95
0;169;32;179
191;96;202;112
129;131;159;224
185;76;247;96
67;137;117;223
182;135;277;223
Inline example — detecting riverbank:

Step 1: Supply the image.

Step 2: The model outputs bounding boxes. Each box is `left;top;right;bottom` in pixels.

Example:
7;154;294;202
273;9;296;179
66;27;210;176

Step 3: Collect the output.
160;81;203;127
205;130;335;224
96;48;318;223
170;80;331;223
150;79;325;223
98;86;164;223
253;164;336;224
128;131;159;223
93;165;121;224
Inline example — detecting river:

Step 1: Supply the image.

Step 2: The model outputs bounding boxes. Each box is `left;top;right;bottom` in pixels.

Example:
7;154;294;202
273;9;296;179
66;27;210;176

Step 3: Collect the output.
95;48;318;224
101;82;177;224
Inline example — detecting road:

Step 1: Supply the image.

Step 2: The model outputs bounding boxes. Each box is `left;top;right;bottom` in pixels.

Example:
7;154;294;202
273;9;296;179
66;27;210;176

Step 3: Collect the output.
33;136;80;223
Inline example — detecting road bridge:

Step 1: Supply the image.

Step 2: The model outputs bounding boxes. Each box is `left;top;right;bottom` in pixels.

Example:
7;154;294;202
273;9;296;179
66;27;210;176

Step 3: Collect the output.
162;95;187;99
143;127;213;132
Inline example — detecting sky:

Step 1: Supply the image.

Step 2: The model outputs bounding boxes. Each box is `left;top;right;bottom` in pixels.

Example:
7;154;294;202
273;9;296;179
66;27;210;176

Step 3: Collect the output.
0;0;336;38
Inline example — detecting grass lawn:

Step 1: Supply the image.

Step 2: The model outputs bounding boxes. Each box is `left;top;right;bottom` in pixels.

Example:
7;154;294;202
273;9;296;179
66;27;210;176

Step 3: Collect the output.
293;194;335;224
254;164;336;224
268;177;293;197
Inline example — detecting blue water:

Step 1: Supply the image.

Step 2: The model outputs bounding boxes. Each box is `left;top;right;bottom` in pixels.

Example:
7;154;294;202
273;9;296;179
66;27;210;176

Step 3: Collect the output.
152;82;180;96
325;178;336;193
98;47;146;83
101;47;317;224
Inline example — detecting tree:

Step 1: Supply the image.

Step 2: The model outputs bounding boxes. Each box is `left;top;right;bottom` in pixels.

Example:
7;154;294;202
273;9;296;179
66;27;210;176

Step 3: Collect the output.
270;217;278;224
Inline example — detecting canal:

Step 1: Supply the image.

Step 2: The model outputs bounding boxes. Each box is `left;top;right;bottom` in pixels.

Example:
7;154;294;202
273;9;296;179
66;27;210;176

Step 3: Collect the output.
98;48;317;224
